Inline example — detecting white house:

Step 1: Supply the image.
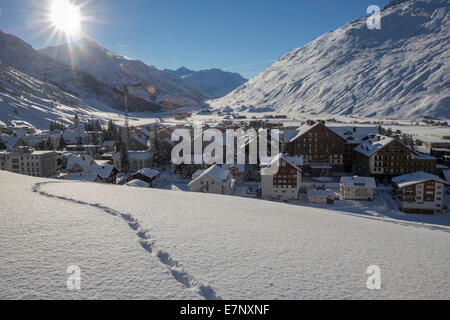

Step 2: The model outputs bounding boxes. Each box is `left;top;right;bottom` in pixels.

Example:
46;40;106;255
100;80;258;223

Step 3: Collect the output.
188;164;235;195
392;171;448;214
260;154;303;200
340;176;376;201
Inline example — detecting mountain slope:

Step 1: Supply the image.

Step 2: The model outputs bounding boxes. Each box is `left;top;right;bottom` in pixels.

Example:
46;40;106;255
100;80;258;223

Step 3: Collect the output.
165;67;247;99
209;0;450;119
40;39;207;108
2;171;449;299
0;30;162;129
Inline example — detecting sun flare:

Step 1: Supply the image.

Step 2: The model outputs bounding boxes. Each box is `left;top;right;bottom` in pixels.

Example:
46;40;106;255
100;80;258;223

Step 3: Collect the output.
49;0;81;36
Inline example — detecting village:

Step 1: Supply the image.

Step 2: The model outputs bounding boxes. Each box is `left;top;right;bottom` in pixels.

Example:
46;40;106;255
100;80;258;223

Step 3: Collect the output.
1;112;449;216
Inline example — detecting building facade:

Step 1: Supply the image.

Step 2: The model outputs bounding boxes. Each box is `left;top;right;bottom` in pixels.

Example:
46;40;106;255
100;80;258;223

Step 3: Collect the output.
392;172;447;214
285;121;346;175
261;154;303;200
0;147;57;177
340;176;376;201
355;136;437;179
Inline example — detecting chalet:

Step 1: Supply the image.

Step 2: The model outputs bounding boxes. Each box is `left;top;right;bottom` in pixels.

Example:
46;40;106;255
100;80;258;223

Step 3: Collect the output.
84;164;117;183
260;154;303;200
340;176;376;201
392;172;448;214
66;154;95;173
285;121;346;176
131;168;160;186
354;135;437;179
188;164;235;195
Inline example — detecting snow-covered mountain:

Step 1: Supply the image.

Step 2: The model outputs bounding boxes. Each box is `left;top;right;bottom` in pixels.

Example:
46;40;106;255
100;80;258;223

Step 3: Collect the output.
40;39;207;108
0;30;161;129
165;67;247;99
209;0;450;119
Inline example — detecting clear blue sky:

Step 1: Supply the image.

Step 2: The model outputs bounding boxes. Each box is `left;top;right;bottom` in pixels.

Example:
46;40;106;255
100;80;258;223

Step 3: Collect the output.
0;0;387;78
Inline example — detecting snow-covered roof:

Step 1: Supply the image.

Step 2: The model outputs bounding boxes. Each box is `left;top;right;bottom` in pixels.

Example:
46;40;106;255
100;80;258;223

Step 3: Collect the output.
329;126;378;144
284;122;321;143
67;154;94;171
102;140;116;147
189;164;233;187
355;135;395;157
137;127;152;138
132;168;160;179
65;172;98;182
126;179;150;188
443;170;450;183
307;189;334;199
131;131;148;147
260;154;303;175
1;135;21;148
341;176;376;189
392;171;448;188
192;169;206;180
84;164;115;179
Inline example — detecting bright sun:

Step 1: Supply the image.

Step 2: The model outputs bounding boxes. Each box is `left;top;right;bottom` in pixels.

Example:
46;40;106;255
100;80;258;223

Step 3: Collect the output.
49;0;81;36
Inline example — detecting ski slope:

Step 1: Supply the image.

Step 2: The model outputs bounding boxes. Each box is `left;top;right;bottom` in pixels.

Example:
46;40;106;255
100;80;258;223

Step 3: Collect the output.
0;171;449;299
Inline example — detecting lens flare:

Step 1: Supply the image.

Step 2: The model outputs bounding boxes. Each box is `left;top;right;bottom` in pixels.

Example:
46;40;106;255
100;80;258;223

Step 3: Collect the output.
49;0;81;36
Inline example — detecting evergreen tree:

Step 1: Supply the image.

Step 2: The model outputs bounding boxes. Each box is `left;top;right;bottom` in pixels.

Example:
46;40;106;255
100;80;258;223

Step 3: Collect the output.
58;136;66;150
14;107;18;115
46;137;54;150
92;133;99;146
118;135;129;172
0;139;6;150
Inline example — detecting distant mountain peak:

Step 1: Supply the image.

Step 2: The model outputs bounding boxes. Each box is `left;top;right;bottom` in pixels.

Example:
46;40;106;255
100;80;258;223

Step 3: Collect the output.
165;67;247;99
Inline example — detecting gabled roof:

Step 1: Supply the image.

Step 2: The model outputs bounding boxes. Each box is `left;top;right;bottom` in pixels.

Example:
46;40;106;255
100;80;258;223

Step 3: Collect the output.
132;168;160;179
329;126;378;144
284;122;321;143
126;179;150;188
260;153;303;175
189;164;233;187
355;135;396;157
392;171;448;188
84;164;115;179
65;172;98;182
67;154;94;171
341;176;376;189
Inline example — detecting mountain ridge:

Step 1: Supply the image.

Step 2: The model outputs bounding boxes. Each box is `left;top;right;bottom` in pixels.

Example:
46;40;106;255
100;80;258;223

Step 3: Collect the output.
209;0;450;119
